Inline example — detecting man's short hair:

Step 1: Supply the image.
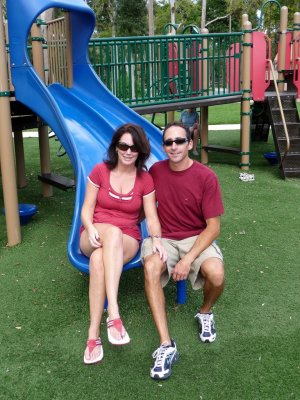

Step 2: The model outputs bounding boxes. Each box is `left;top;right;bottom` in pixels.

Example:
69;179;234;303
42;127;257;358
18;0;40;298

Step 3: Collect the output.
163;121;192;141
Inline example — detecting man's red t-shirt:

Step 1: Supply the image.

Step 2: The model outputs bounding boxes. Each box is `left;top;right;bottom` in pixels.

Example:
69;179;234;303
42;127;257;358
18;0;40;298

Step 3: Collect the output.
149;160;224;240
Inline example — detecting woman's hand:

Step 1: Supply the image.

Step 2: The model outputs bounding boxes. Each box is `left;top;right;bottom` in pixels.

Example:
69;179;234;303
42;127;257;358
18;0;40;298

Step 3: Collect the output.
152;237;168;262
87;225;102;248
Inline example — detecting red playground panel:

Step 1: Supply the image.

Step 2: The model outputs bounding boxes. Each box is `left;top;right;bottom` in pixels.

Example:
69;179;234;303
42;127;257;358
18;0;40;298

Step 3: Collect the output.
251;32;271;101
226;42;240;93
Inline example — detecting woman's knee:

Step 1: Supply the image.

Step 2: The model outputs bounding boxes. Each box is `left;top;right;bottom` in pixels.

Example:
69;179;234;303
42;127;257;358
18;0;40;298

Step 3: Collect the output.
89;249;104;274
102;225;123;246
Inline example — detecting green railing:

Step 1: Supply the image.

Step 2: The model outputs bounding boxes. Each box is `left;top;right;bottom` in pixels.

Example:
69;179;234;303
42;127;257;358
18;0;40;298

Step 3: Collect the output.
88;32;243;108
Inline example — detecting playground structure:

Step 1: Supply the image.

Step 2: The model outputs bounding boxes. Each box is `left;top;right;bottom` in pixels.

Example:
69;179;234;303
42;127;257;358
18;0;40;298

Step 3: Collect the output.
1;1;300;301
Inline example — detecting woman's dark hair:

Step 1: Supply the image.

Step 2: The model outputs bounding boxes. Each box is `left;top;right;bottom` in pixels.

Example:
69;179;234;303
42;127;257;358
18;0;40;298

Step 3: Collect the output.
105;123;151;172
163;121;192;141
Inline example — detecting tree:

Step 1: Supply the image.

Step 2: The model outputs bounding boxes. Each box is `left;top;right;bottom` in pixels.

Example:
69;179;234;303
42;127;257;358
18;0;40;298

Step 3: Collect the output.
115;0;148;37
148;0;155;35
90;0;116;37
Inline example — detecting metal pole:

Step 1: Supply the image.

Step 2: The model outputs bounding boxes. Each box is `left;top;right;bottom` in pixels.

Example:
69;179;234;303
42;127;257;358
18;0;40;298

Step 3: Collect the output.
31;21;53;197
0;5;21;246
240;20;252;171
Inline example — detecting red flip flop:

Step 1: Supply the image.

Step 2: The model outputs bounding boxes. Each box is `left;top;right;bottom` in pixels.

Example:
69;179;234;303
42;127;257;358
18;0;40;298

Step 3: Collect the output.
106;318;130;345
83;338;103;364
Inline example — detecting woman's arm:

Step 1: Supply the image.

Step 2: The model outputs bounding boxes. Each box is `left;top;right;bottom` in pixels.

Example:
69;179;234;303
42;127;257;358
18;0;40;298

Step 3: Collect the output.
81;181;101;248
143;192;167;261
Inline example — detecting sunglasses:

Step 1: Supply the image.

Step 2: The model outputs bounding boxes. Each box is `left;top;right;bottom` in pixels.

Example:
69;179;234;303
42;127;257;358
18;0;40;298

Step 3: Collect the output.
117;142;139;153
163;138;189;147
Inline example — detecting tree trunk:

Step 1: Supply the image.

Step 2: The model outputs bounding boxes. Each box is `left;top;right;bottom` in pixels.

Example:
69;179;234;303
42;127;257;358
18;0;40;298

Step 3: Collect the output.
148;0;154;36
201;0;207;29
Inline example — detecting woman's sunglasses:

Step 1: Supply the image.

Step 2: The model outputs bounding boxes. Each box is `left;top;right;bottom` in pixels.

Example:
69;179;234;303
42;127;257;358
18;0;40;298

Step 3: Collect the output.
163;138;189;147
117;142;139;153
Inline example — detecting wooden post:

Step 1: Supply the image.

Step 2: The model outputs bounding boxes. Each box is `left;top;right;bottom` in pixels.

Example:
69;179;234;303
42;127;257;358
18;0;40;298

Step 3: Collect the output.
200;28;209;164
167;111;175;123
278;6;288;93
31;21;53;197
0;6;21;246
200;106;208;164
292;12;300;71
65;12;73;88
240;20;252;171
14;131;27;188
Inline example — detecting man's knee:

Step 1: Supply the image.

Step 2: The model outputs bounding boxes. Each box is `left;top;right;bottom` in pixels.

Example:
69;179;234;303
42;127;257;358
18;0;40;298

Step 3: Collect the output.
143;254;165;282
202;259;224;287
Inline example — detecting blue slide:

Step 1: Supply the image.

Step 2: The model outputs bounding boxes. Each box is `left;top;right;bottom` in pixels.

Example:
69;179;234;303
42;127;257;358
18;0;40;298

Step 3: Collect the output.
7;0;186;302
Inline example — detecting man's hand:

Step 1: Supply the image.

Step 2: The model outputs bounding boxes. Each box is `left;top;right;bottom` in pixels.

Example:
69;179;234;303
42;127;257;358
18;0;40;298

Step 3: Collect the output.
172;257;192;281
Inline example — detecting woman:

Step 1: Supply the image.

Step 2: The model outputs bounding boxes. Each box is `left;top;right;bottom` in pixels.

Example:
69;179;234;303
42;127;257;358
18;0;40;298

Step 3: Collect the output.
80;123;167;365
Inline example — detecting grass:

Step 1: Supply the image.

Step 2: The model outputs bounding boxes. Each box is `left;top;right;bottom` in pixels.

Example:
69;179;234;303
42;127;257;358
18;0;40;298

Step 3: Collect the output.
145;102;241;127
1;125;300;400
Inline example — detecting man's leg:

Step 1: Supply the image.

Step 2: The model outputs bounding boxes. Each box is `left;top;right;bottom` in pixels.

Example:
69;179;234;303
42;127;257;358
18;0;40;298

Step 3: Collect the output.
144;253;171;344
195;257;224;343
144;252;179;380
200;258;224;313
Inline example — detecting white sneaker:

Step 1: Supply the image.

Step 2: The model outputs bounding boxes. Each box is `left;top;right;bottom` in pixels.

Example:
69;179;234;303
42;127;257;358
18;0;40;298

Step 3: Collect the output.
150;339;179;380
239;172;255;182
195;312;216;343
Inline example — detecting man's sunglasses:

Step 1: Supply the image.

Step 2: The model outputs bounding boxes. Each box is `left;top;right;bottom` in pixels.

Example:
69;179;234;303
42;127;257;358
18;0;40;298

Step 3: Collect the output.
117;142;139;152
163;138;189;147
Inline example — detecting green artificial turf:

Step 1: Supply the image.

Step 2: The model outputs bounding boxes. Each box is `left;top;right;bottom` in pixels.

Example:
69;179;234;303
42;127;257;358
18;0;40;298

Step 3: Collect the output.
145;102;241;127
1;129;300;400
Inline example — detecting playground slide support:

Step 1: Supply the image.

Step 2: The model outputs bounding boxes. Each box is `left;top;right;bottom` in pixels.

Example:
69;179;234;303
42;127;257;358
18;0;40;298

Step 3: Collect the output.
240;20;252;171
167;111;175;124
65;12;73;89
278;7;288;93
14;131;27;188
200;106;208;164
200;29;209;164
0;6;21;246
31;22;53;198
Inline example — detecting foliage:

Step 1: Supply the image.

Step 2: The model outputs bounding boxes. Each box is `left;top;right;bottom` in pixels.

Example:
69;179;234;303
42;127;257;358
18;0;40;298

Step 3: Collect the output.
115;0;148;37
89;0;115;37
86;0;300;38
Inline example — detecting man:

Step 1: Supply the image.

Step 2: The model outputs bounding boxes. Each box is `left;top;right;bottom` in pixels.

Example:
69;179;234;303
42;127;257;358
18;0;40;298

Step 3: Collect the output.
141;122;224;380
179;108;200;156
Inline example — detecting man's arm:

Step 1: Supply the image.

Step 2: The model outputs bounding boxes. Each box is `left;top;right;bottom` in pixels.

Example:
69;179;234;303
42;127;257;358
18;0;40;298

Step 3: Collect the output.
172;216;221;281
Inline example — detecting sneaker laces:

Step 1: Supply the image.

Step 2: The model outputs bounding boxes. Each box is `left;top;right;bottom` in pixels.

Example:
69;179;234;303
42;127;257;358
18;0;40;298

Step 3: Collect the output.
198;313;211;334
152;343;169;368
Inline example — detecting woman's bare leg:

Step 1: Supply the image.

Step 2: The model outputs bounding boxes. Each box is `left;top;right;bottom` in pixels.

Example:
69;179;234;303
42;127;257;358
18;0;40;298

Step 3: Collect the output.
80;232;106;362
100;225;139;339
